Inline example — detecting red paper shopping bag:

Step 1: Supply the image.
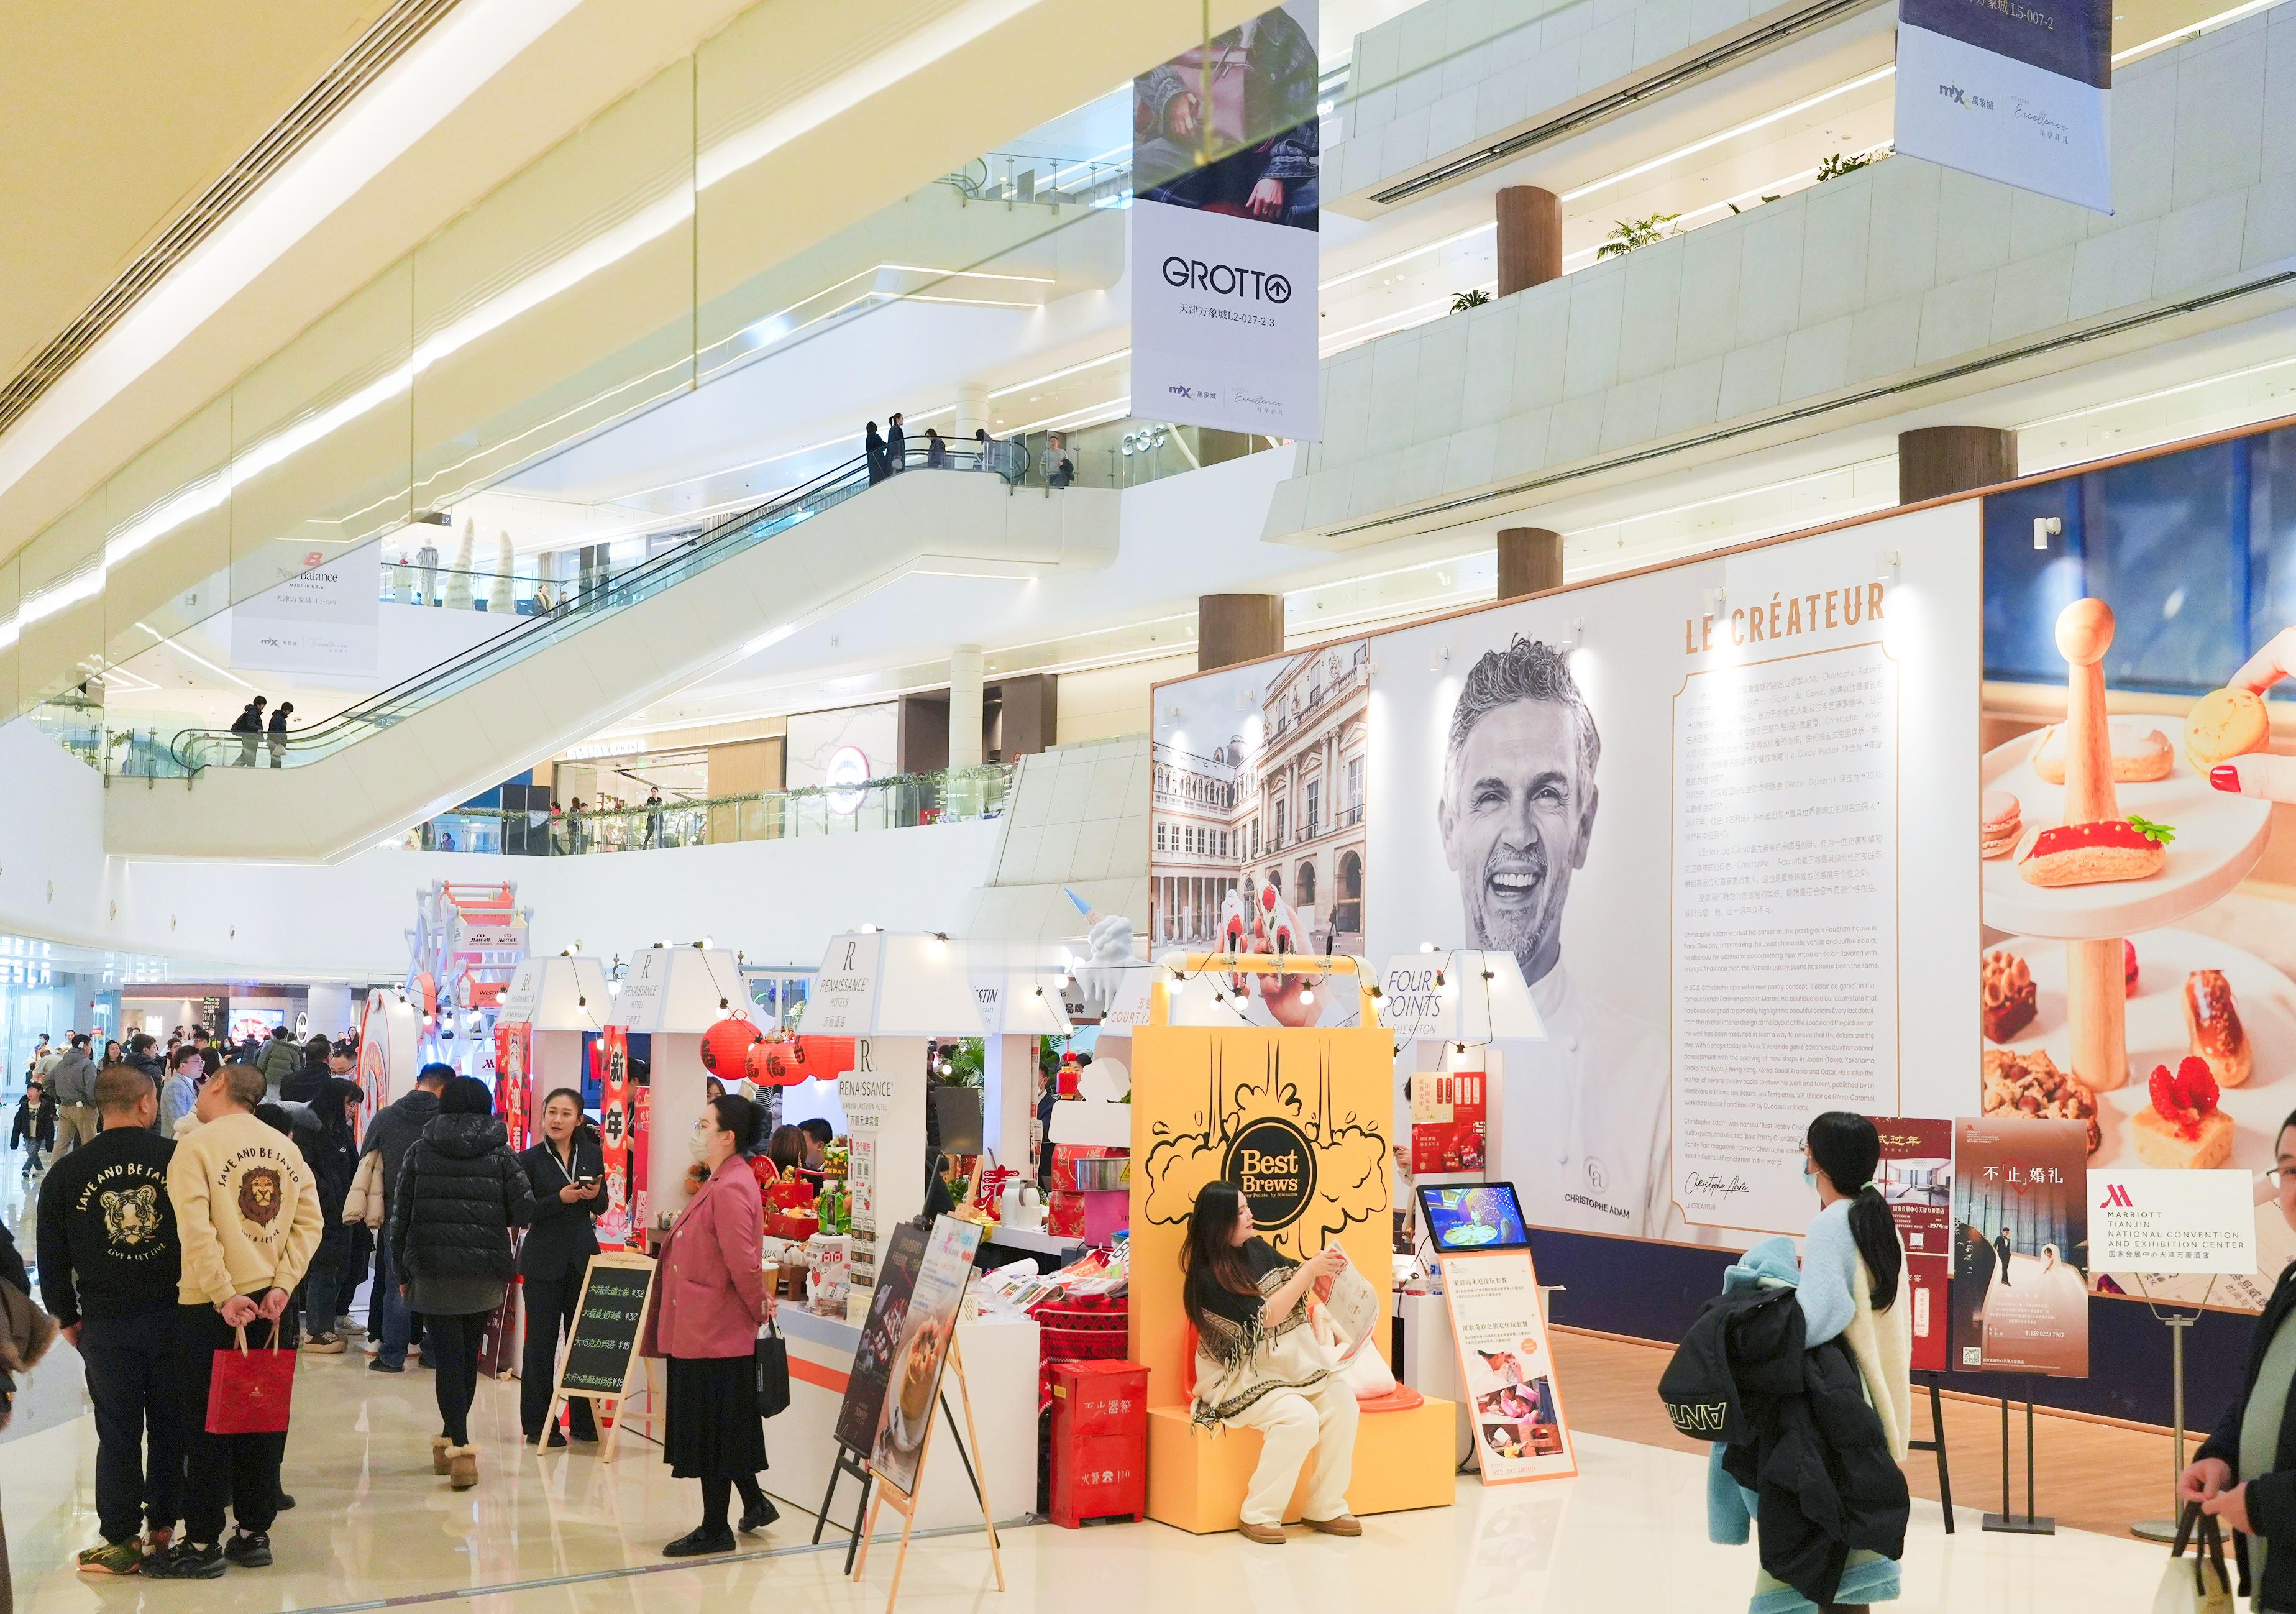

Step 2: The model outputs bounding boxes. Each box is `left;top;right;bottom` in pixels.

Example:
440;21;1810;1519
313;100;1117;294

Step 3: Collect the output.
207;1325;296;1434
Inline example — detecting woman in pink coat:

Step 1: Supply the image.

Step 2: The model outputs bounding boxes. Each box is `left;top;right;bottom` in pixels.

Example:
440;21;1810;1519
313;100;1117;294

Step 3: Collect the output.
641;1092;777;1556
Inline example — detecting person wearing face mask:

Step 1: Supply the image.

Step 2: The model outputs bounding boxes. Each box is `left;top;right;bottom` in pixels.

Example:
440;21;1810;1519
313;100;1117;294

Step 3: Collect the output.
1181;1180;1360;1546
2184;1108;2296;1611
641;1093;776;1557
517;1089;605;1447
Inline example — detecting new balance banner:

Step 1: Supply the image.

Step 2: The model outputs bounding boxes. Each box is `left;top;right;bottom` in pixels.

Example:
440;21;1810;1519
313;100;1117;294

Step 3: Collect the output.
1895;0;2112;213
1131;2;1320;439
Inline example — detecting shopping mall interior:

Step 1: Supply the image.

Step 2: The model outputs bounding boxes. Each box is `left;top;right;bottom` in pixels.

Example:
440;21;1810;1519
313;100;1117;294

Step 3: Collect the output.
4;0;2295;1607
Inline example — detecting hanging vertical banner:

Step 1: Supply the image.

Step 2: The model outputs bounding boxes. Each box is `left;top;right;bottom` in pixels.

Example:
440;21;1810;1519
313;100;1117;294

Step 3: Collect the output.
1131;1;1320;439
496;1022;532;1152
596;1027;634;1250
1894;0;2112;213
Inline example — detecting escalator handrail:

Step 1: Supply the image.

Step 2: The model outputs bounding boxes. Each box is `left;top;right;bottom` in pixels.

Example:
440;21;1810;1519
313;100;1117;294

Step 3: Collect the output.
169;445;995;773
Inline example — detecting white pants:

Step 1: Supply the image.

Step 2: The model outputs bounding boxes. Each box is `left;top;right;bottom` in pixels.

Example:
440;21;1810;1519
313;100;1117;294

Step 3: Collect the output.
1230;1373;1360;1526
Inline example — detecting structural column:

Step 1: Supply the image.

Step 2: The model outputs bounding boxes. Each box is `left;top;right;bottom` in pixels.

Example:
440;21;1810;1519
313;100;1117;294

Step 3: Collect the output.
1898;426;2016;503
1496;527;1565;600
954;381;991;441
949;646;985;768
1495;187;1563;297
1197;594;1283;672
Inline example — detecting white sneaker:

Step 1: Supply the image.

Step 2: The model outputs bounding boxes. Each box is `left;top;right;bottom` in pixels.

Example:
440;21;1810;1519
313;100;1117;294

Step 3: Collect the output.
362;1336;380;1355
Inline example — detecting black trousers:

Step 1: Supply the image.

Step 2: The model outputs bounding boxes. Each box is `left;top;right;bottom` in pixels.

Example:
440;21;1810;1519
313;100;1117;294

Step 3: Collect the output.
519;1273;597;1440
80;1309;186;1543
175;1306;284;1544
424;1311;489;1446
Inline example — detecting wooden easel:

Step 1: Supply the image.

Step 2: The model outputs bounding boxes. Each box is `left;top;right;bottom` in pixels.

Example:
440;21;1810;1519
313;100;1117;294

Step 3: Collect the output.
537;1250;657;1461
850;1335;1004;1614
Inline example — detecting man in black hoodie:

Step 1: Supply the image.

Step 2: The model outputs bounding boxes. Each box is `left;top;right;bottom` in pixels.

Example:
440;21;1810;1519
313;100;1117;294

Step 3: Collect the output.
124;1035;166;1133
38;1064;183;1574
362;1063;450;1372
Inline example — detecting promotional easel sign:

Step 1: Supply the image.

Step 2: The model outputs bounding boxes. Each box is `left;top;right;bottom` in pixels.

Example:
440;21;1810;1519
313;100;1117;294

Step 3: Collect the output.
541;1251;657;1459
1424;1182;1577;1483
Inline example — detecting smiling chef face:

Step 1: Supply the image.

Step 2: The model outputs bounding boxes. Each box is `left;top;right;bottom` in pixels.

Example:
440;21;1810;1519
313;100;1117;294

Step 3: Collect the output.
1437;637;1599;988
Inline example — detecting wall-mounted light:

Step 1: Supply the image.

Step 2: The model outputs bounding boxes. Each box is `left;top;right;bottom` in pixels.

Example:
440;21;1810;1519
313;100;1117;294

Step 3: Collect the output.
1703;585;1726;617
2034;515;2062;551
1428;646;1448;672
1877;548;1902;584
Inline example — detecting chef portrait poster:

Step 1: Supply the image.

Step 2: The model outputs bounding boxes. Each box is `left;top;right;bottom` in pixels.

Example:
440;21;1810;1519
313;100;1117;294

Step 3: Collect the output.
1360;504;1983;1242
1130;1;1320;439
1949;1116;2091;1377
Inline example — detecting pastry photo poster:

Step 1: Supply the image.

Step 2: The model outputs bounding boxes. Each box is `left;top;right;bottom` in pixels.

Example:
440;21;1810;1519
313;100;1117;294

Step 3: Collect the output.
1977;486;2292;1311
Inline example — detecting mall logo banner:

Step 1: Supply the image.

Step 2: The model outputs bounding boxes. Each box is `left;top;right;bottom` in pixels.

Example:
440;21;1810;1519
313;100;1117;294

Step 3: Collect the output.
1130;1;1320;439
1895;0;2112;213
228;539;381;677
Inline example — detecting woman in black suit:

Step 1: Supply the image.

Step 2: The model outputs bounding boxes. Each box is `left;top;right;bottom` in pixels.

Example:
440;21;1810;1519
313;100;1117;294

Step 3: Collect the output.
518;1088;606;1446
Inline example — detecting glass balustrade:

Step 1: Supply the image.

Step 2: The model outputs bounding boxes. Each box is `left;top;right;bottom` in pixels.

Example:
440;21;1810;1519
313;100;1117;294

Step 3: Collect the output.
158;445;1025;777
403;764;1011;855
377;561;560;613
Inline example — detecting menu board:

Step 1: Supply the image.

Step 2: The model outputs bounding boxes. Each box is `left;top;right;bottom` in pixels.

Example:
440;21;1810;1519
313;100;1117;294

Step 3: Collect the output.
835;1221;930;1455
1872;1116;1952;1373
556;1254;656;1396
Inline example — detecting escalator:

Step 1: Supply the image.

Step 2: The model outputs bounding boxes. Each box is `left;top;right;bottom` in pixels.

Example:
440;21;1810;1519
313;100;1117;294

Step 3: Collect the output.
106;447;1115;860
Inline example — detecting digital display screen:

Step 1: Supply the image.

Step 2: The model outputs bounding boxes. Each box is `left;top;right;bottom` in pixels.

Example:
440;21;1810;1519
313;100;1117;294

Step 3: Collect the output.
1417;1181;1532;1252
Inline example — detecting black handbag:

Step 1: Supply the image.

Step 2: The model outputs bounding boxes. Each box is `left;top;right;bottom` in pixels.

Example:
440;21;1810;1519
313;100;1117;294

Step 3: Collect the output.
755;1317;790;1418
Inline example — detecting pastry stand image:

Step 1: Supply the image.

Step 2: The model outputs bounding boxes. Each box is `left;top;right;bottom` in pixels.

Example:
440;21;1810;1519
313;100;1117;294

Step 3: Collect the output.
1980;599;2275;1538
1128;953;1457;1533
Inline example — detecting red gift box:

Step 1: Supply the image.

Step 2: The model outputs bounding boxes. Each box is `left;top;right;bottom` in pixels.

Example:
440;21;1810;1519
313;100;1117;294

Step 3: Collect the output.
1049;1361;1147;1528
1045;1190;1087;1239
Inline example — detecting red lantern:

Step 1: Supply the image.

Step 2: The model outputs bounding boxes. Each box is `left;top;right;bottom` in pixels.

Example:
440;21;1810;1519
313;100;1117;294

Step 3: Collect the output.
700;1015;762;1076
748;1032;858;1086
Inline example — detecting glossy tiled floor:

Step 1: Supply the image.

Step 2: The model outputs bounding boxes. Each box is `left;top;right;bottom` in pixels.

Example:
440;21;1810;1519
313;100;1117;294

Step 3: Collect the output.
2;1332;2170;1614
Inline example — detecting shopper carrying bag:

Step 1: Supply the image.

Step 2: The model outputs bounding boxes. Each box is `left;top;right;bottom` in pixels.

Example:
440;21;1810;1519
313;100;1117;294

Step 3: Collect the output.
2154;1501;2236;1614
205;1325;295;1435
755;1315;790;1419
147;1063;321;1580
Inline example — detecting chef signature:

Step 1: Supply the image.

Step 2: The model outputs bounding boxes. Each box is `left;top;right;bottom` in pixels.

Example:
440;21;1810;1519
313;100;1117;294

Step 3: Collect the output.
1684;1172;1752;1198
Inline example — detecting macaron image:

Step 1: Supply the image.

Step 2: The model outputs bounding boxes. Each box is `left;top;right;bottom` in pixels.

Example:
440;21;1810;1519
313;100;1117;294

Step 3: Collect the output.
2187;686;2271;770
1980;789;2023;859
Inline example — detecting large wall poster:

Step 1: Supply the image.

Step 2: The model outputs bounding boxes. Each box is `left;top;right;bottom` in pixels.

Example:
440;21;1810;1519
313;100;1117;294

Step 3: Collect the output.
1148;637;1368;1027
1130;2;1320;439
1894;0;2112;213
1148;501;1985;1249
1369;505;1983;1240
229;539;381;676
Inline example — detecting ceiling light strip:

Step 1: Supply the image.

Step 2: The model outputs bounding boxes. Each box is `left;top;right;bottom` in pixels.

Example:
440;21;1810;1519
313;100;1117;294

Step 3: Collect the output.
0;0;464;439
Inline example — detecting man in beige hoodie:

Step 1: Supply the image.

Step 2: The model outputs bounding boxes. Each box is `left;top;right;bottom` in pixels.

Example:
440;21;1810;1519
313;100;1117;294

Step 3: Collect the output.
145;1064;321;1580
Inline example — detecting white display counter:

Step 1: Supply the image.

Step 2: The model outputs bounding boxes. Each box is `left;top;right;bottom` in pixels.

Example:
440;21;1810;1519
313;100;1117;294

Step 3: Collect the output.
767;1302;1041;1531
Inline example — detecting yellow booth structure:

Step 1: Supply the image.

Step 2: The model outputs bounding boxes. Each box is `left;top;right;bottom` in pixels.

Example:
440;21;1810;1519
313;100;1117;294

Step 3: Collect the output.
1127;955;1458;1533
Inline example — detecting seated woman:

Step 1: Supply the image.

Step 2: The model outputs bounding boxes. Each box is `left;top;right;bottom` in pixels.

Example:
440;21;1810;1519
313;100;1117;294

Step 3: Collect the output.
1181;1180;1360;1546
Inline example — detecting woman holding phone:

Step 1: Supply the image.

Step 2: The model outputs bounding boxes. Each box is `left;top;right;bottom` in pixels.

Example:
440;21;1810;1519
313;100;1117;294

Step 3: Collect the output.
1181;1181;1361;1546
518;1088;605;1447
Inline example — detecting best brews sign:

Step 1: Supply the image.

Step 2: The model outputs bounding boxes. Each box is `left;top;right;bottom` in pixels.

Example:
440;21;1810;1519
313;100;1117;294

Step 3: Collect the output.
1224;1117;1316;1231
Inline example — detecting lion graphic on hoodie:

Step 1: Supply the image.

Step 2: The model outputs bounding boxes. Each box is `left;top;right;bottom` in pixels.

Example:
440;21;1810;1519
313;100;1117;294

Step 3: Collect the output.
237;1165;285;1234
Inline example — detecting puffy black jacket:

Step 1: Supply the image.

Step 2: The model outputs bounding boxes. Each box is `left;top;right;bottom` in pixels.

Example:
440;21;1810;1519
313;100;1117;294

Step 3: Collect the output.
388;1113;533;1286
1662;1277;1907;1607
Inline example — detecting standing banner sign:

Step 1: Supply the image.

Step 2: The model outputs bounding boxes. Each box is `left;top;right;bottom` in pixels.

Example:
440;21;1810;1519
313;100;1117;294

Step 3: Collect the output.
1894;0;2112;213
1421;1183;1577;1483
1873;1116;1953;1373
1130;2;1320;439
596;1027;636;1250
1949;1116;2092;1377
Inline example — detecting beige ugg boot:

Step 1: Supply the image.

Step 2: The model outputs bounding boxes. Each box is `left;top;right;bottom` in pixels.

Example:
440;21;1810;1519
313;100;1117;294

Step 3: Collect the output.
431;1435;452;1475
448;1445;478;1490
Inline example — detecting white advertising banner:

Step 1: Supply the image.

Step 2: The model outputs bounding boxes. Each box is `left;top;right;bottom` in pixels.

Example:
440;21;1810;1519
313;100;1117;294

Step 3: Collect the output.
1130;2;1320;439
1440;1248;1578;1483
1894;0;2112;213
2090;1168;2258;1272
229;541;381;676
